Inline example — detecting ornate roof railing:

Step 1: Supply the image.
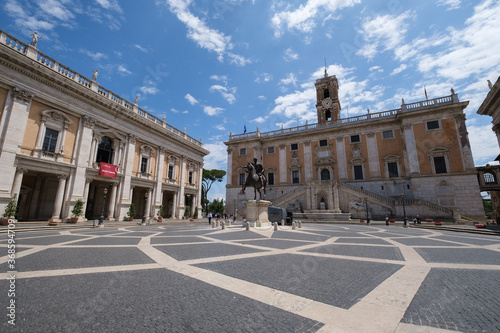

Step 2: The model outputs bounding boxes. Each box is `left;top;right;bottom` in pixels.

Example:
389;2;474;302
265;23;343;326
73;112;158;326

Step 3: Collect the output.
0;30;203;147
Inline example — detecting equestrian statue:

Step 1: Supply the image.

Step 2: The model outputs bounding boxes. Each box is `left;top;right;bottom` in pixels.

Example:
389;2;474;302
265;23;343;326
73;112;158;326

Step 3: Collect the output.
241;158;267;200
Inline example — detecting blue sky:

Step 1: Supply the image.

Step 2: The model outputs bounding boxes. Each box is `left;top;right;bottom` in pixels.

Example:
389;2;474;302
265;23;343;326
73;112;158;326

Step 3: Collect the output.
2;0;500;201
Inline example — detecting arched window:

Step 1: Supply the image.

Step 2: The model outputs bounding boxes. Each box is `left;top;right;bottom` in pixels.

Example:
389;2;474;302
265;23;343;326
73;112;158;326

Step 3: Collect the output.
484;172;496;184
324;89;330;98
321;169;330;180
96;136;113;164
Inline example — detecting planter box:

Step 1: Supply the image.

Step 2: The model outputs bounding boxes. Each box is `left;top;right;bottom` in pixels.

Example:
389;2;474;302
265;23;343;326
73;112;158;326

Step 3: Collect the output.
434;222;442;226
360;219;365;222
475;224;486;228
426;219;433;222
69;217;79;223
389;219;396;223
48;221;58;226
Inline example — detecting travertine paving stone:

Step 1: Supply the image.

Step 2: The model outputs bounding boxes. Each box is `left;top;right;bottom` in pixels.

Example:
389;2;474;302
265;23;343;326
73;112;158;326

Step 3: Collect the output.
153;243;266;261
302;243;405;261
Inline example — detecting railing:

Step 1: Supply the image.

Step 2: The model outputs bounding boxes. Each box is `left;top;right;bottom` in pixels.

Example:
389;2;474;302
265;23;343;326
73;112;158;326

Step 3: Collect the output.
339;182;395;206
271;186;306;208
404;96;453;111
0;29;203;148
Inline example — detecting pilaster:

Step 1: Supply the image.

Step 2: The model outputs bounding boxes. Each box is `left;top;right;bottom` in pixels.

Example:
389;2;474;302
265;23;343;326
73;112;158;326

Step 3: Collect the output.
336;136;347;180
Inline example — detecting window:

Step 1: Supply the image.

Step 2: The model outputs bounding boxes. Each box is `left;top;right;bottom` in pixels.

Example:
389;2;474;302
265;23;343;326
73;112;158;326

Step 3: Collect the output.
324;89;330;98
268;172;275;185
96;136;114;163
354;165;363;180
188;171;193;184
168;165;174;179
350;135;360;143
434;156;447;174
292;170;300;184
484;172;495;183
42;128;59;153
239;148;246;156
291;143;298;151
426;120;440;130
267;147;275;154
382;130;394;139
320;169;330;180
388;162;399;178
140;157;148;173
319;139;328;147
239;173;245;186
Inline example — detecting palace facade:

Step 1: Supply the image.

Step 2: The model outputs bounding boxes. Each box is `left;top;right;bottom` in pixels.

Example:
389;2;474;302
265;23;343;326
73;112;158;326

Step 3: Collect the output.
225;70;485;221
0;30;208;222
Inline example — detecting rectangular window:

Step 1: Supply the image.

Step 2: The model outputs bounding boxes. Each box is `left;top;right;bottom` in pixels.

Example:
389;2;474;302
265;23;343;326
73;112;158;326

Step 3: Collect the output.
239;173;245;186
388;162;399;178
354;165;363;180
42;128;59;153
427;120;440;130
267;147;275;154
268;172;275;185
188;171;193;184
382;130;394;139
434;156;447;174
239;148;246;155
140;157;148;173
168;165;174;179
292;171;300;184
350;135;360;143
319;139;328;147
291;143;298;151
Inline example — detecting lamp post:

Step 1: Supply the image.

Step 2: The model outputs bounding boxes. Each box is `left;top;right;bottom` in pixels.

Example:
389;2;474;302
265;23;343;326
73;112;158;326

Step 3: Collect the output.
401;193;408;227
365;198;370;224
142;191;148;224
98;187;108;226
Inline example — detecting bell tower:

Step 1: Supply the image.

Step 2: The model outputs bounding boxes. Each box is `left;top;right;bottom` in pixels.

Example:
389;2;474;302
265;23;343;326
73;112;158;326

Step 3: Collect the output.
315;68;341;123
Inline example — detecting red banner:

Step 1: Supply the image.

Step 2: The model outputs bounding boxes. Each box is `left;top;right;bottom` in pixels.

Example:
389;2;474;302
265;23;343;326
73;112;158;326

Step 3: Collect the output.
99;162;118;178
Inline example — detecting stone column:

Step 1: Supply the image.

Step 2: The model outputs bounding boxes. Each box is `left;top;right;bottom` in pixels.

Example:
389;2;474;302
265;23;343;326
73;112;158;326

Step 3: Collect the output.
454;114;476;172
279;144;287;183
226;147;233;186
336;136;347;180
146;188;153;219
82;178;92;218
50;175;67;222
178;157;186;217
0;88;33;203
303;141;313;182
106;183;118;220
402;124;420;175
34;117;46;149
333;181;341;213
366;132;381;178
11;168;27;198
197;162;203;216
119;134;137;217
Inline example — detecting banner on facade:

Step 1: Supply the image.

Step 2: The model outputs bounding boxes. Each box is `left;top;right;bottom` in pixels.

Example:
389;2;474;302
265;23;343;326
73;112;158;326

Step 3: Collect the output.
99;162;118;178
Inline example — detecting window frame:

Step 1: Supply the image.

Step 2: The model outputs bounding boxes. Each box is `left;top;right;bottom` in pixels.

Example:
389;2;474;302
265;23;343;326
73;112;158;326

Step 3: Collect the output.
42;128;59;153
382;130;394;139
239;148;247;156
426;120;440;131
290;143;299;151
350;134;361;143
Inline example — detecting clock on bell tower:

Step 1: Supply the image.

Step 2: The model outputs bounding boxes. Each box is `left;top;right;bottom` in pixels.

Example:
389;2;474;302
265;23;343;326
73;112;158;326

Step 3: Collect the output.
315;68;341;123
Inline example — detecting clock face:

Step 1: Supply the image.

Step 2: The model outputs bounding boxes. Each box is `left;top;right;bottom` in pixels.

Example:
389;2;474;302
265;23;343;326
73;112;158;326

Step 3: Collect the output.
322;98;332;109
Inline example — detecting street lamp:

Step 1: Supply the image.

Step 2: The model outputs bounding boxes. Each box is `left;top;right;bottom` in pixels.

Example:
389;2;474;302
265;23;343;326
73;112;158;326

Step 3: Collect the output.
365;198;370;224
142;191;148;224
99;187;108;226
401;193;408;227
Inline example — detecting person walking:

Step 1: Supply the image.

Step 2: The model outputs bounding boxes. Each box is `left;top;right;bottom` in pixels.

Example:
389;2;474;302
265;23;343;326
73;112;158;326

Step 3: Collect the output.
385;216;390;226
416;215;421;224
207;212;212;225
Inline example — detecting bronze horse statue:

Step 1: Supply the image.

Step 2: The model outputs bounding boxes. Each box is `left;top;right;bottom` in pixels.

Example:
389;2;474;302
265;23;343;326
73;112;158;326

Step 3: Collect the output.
242;162;267;200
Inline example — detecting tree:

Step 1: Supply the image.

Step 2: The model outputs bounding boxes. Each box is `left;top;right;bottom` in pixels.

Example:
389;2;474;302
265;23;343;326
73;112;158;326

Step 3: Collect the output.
208;198;225;215
202;169;226;213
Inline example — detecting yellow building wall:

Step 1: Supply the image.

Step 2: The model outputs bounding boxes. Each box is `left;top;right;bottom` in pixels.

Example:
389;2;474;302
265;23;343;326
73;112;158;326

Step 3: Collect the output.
377;129;406;176
21;100;43;154
285;143;305;183
132;141;142;174
62;113;79;163
343;135;369;180
263;145;279;182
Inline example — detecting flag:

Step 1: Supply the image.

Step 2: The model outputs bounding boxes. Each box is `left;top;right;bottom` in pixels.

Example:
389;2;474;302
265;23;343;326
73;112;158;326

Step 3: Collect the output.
244;125;246;133
424;86;428;100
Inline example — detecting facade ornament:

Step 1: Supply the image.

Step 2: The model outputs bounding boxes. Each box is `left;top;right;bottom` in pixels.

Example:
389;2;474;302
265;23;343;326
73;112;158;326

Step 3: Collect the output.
367;131;375;138
82;115;95;129
488;80;493;90
351;144;362;158
12;87;34;104
159;146;166;154
336;136;344;142
30;31;42;47
91;69;98;81
128;134;137;144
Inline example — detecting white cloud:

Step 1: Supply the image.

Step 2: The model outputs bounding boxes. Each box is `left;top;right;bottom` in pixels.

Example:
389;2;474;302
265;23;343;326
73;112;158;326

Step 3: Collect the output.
215;124;225;131
280;73;298;86
171;108;179;113
160;0;250;65
38;0;75;21
271;0;361;37
369;66;383;73
203;141;228;170
95;0;123;13
257;95;267;100
133;44;150;53
80;49;107;61
437;0;461;10
210;75;228;84
255;72;272;83
468;124;499;165
140;86;160;95
210;85;237;104
252;116;267;123
204;106;224;116
390;63;407;76
284;47;299;61
185;93;199;105
357;11;413;60
117;65;131;76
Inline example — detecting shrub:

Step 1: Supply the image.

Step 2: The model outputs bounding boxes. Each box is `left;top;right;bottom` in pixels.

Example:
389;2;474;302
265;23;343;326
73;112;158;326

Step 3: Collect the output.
128;203;136;218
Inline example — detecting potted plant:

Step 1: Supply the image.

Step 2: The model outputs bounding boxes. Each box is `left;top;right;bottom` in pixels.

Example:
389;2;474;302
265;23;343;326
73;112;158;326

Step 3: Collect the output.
193;206;199;219
184;206;191;219
127;203;136;221
157;205;164;222
70;199;84;223
2;194;18;226
434;221;442;226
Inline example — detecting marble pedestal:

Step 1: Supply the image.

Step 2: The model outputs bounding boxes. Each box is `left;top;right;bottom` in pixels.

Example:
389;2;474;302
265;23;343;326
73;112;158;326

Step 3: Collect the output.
245;200;272;227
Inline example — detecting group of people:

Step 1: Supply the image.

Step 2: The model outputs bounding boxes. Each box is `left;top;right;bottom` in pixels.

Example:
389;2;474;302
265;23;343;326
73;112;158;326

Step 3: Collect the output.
207;212;228;224
385;215;422;225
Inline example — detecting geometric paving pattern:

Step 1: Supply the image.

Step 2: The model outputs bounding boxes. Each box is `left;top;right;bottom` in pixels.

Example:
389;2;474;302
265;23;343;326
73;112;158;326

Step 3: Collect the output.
0;223;499;332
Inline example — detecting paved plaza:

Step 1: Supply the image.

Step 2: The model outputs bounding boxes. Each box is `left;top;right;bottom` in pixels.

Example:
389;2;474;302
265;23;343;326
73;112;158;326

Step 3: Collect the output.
1;223;499;332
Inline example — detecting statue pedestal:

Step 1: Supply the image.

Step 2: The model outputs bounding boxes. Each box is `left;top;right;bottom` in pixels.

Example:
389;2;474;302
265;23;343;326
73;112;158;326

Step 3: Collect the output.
245;200;272;227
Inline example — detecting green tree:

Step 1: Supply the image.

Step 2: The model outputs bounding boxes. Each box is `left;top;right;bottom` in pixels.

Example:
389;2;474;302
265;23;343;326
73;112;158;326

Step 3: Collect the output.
208;198;225;215
202;169;226;213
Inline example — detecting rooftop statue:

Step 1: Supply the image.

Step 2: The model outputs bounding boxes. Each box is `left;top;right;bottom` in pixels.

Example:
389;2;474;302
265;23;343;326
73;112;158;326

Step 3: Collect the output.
241;158;267;200
91;69;98;81
29;31;42;48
